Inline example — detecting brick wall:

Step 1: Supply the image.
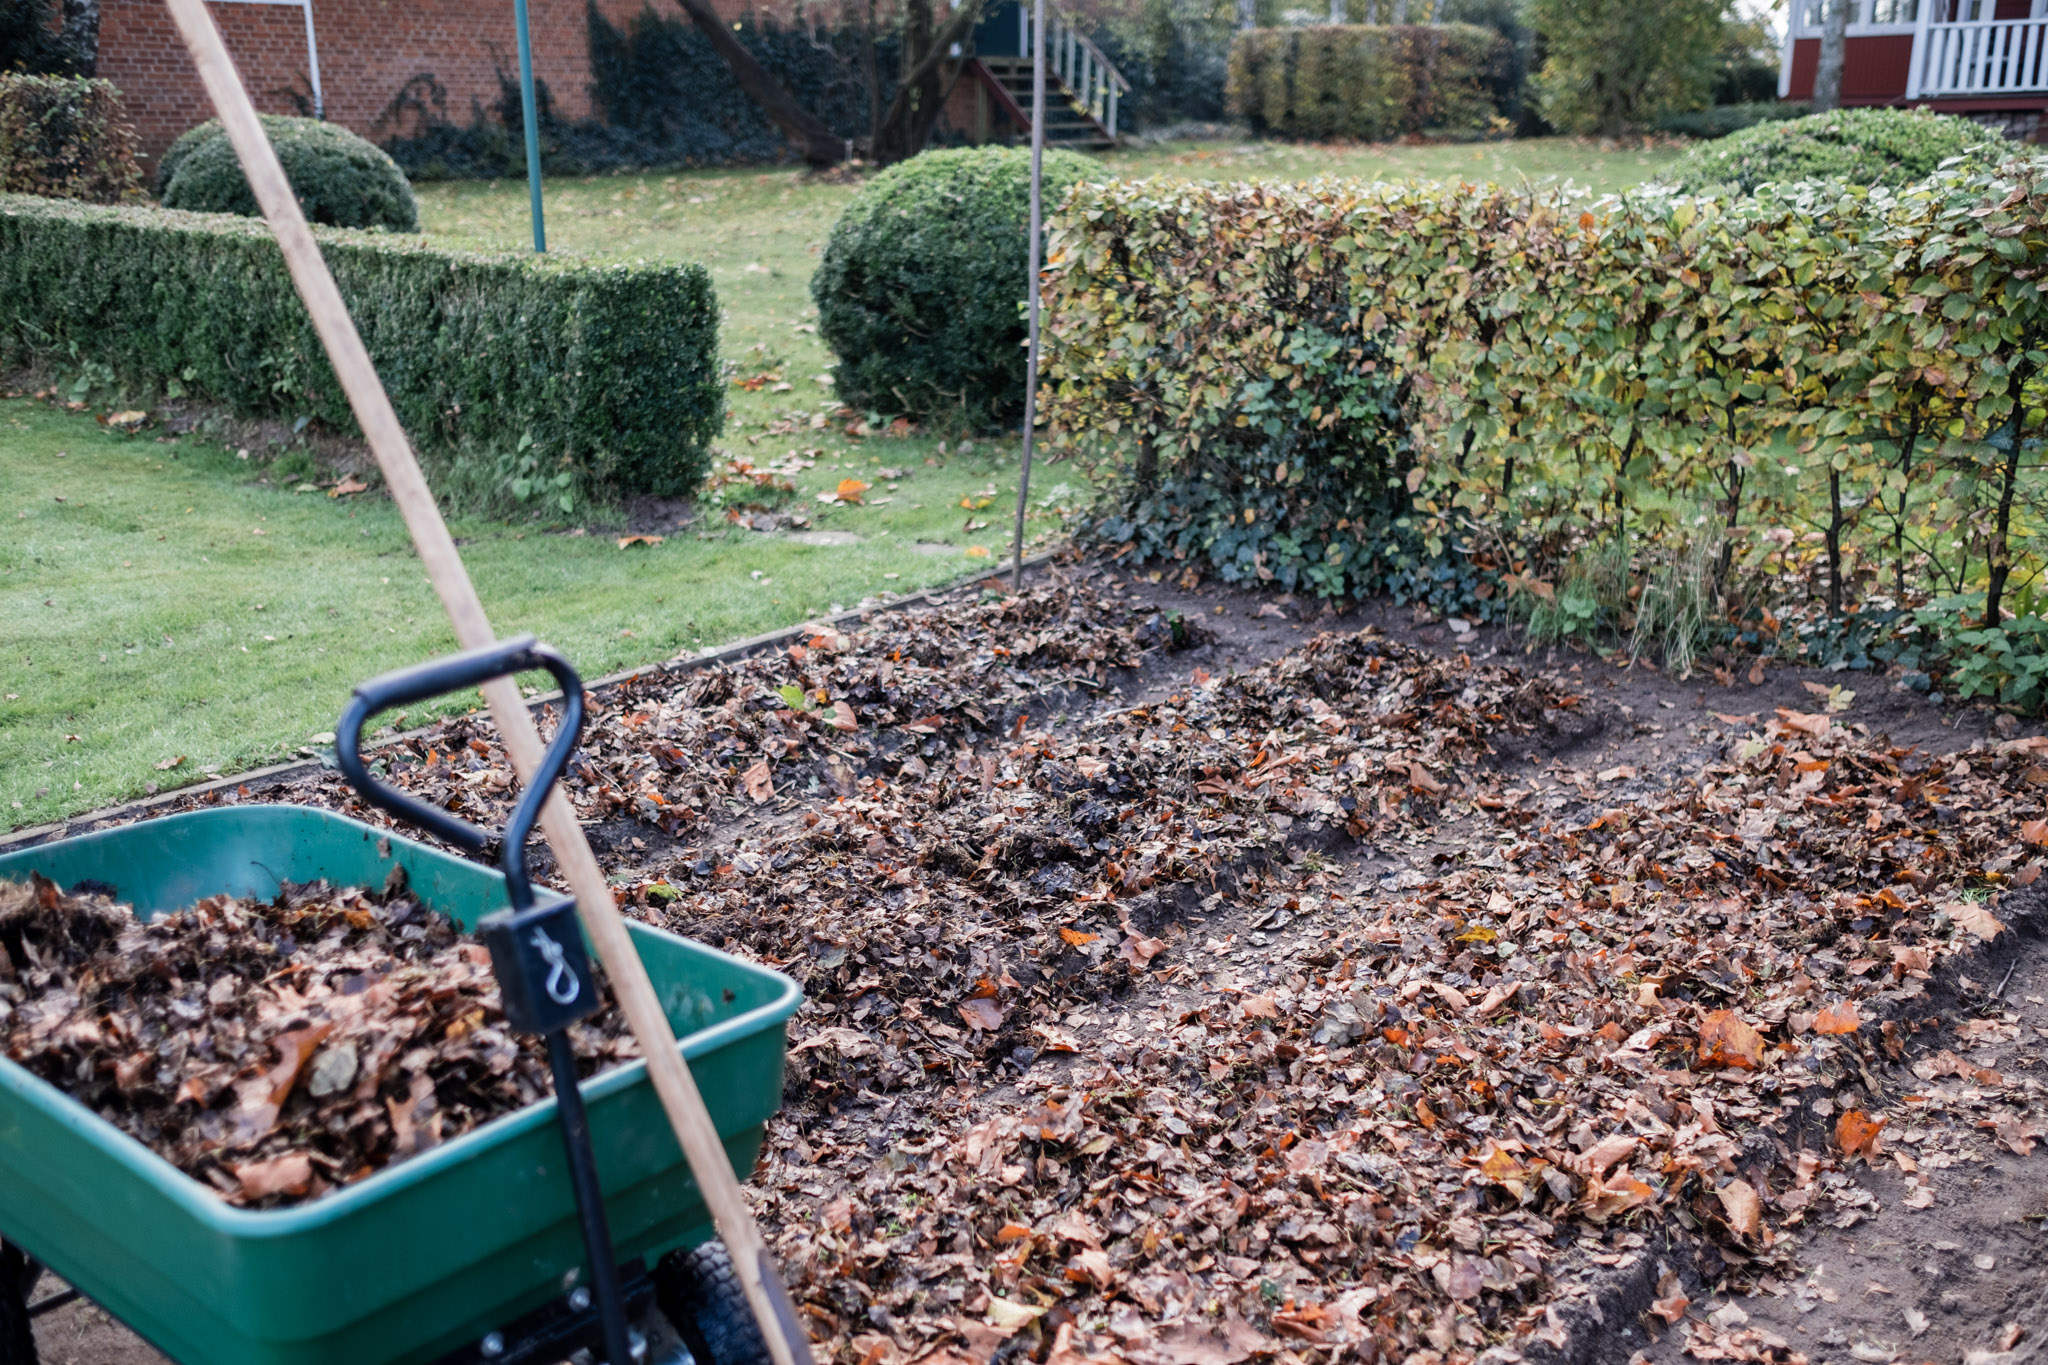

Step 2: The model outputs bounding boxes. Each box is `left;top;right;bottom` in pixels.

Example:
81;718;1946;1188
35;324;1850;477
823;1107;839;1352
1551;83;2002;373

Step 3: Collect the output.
100;0;984;170
100;0;759;166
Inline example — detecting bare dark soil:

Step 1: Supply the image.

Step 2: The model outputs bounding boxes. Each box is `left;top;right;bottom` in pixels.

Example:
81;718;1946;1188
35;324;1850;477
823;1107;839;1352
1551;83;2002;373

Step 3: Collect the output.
6;561;2043;1365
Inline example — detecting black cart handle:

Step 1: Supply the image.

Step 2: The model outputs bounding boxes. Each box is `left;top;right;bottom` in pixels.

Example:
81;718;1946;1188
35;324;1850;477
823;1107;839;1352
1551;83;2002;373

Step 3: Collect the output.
335;636;583;911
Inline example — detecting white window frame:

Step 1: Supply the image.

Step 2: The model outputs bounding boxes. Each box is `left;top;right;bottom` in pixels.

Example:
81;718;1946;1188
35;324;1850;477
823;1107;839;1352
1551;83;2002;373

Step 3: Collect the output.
206;0;324;120
1790;1;1927;36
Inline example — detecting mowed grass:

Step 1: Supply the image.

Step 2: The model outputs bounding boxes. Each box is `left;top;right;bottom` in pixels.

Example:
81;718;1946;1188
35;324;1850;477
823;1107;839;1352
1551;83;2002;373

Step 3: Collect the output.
4;137;1670;827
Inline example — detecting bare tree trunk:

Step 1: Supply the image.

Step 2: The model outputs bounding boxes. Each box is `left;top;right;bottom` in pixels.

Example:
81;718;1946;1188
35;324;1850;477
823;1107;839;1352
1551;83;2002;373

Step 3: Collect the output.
859;0;884;153
869;0;984;163
1813;0;1851;112
1329;0;1345;24
1239;0;1258;30
672;0;849;165
1826;466;1847;617
1984;391;2029;629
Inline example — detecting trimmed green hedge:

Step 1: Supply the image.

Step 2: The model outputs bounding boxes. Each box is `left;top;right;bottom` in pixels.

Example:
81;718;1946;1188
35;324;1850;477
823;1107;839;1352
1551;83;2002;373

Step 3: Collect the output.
0;194;722;507
160;116;419;232
1225;23;1505;141
814;146;1098;427
1663;107;1998;194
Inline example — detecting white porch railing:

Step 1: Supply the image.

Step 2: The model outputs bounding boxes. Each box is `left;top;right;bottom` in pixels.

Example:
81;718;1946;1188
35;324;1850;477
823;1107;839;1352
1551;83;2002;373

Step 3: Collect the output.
1916;17;2048;97
1018;5;1132;139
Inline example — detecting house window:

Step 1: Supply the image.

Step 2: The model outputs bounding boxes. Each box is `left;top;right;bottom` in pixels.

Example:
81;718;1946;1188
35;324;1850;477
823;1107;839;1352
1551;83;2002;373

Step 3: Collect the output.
1804;1;1870;25
1868;0;1917;20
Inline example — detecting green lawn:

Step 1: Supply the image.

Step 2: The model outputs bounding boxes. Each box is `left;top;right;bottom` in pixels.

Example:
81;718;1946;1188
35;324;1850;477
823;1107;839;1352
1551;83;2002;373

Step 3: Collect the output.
3;136;1673;828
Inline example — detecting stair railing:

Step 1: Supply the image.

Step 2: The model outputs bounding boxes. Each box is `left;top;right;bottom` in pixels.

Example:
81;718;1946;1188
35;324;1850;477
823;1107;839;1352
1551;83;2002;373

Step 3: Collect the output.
1016;3;1132;139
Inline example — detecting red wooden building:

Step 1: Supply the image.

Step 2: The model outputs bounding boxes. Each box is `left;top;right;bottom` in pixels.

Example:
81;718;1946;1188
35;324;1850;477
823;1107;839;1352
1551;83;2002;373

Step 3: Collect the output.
1781;0;2048;139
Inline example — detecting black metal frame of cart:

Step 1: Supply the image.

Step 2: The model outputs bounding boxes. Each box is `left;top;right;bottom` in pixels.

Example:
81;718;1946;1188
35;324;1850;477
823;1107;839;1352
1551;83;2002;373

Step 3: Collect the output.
336;637;635;1365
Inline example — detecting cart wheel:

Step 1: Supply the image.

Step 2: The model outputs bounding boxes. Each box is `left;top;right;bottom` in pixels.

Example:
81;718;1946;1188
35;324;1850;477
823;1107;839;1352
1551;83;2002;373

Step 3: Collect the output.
654;1241;771;1365
0;1244;39;1365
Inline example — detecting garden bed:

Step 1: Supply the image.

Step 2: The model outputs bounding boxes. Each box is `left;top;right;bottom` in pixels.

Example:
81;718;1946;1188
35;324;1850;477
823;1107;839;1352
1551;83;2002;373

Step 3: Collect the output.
14;563;2047;1365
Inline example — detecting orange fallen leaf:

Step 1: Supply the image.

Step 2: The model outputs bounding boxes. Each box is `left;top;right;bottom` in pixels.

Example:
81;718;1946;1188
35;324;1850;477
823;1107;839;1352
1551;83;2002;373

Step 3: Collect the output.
957;997;1003;1032
740;759;774;803
835;478;870;503
1946;899;2006;941
1698;1009;1766;1070
1716;1179;1763;1239
1836;1109;1885;1161
1241;994;1279;1020
616;533;664;549
233;1153;313;1200
1118;934;1165;968
1058;926;1098;948
1407;762;1446;795
328;476;369;497
2023;819;2048;847
1814;1001;1862;1035
995;1222;1033;1242
1582;1133;1637;1177
827;700;858;731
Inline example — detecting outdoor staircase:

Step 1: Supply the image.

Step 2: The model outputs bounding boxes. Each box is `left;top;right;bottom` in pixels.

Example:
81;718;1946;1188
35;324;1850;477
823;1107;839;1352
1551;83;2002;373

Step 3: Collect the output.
966;1;1129;149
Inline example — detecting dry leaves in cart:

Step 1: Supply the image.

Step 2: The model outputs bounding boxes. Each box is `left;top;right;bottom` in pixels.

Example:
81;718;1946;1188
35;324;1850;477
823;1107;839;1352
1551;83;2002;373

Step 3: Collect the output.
0;873;637;1207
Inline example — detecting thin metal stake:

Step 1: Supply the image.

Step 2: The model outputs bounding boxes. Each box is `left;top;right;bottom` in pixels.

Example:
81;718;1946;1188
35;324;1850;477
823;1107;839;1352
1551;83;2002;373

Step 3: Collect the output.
546;1030;634;1365
1010;0;1048;592
513;0;547;253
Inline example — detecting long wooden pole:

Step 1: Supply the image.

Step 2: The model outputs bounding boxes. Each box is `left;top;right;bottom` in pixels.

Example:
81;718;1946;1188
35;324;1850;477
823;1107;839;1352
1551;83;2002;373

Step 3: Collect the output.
1010;0;1047;592
157;5;811;1362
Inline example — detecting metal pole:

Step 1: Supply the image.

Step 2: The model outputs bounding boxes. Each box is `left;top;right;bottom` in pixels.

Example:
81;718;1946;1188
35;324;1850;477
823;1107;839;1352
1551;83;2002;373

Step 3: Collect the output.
546;1030;635;1365
513;0;547;252
300;0;323;120
1011;0;1047;593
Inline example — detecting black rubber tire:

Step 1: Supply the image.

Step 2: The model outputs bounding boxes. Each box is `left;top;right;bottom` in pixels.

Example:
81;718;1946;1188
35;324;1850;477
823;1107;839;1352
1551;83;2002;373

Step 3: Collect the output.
653;1240;772;1365
0;1244;39;1365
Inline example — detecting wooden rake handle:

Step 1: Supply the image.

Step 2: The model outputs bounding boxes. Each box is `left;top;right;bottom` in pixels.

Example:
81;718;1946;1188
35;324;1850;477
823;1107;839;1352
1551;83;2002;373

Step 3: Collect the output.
155;5;815;1363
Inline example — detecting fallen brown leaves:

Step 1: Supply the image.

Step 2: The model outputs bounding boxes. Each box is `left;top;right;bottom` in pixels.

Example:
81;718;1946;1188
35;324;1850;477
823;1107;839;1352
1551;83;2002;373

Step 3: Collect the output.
0;872;635;1207
139;573;2048;1364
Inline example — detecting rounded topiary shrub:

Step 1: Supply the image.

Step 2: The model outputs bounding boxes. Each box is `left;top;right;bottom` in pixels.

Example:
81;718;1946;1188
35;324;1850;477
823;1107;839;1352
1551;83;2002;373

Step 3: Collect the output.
813;146;1098;427
1663;107;2000;195
160;115;419;232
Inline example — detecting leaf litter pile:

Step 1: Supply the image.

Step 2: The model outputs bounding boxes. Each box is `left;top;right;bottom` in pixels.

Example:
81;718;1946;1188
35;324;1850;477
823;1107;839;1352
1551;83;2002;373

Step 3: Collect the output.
151;573;2048;1364
0;872;636;1208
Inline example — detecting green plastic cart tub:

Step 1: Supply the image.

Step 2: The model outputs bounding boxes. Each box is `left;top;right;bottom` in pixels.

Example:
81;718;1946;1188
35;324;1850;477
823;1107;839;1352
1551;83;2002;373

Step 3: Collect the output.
0;805;800;1365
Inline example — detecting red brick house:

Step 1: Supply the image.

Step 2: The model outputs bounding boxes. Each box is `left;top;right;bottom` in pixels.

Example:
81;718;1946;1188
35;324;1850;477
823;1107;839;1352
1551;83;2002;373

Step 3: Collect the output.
96;0;738;166
1780;0;2048;139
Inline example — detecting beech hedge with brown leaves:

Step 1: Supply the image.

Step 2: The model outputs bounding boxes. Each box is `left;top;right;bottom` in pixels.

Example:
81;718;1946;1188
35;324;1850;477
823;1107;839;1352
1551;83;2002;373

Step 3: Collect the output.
1041;163;2048;683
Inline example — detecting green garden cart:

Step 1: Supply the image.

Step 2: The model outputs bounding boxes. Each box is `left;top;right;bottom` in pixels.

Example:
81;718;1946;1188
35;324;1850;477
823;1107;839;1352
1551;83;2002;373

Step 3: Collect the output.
0;639;801;1365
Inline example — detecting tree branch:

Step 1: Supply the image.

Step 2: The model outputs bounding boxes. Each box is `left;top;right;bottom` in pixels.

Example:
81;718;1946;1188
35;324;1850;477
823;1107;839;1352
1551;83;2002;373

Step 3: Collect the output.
670;0;849;167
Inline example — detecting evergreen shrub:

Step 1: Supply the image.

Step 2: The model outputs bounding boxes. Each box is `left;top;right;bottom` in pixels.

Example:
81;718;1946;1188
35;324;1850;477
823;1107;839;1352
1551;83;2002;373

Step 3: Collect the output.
0;194;722;508
161;115;420;232
814;146;1097;427
1664;107;1999;194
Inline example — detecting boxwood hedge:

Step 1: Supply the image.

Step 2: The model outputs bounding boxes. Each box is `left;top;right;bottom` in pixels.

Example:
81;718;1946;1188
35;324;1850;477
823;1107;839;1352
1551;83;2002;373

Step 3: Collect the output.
1663;106;1998;195
814;146;1098;428
159;116;419;233
0;194;722;507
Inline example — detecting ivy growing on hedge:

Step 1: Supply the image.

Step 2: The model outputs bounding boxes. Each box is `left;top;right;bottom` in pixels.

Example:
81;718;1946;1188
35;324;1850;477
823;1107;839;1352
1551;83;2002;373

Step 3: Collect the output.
0;194;722;509
1041;165;2048;681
